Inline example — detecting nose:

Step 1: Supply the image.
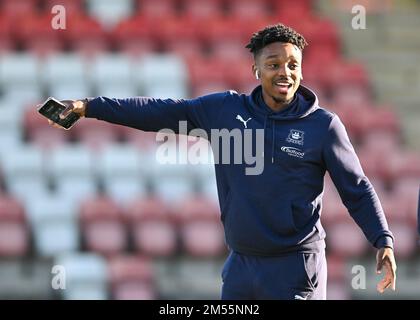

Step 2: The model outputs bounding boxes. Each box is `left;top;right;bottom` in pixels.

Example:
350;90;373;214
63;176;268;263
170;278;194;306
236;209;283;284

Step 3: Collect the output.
277;64;291;78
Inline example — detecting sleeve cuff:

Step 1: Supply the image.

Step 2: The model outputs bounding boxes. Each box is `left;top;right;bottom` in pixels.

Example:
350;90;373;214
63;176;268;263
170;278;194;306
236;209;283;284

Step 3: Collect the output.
84;97;98;118
375;235;394;250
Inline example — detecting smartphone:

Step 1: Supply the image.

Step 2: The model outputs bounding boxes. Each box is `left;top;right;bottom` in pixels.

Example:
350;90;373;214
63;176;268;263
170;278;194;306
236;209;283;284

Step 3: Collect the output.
37;97;80;130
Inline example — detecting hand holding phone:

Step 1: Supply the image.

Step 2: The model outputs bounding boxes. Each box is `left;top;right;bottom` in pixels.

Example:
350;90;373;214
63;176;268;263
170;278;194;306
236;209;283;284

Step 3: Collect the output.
37;97;83;130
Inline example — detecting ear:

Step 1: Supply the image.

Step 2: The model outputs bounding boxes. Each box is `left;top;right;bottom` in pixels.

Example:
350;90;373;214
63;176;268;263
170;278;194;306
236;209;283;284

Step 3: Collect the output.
252;65;259;80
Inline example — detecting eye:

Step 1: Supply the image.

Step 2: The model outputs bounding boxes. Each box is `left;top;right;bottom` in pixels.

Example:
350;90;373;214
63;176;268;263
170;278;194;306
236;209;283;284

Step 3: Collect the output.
267;64;278;69
289;64;299;70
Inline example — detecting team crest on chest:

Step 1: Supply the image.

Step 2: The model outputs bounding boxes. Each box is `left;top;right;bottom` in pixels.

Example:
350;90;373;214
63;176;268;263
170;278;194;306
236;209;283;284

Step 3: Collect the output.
286;129;304;145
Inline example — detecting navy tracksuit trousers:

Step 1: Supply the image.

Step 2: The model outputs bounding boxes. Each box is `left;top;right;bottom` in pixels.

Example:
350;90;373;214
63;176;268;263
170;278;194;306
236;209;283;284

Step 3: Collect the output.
221;249;327;300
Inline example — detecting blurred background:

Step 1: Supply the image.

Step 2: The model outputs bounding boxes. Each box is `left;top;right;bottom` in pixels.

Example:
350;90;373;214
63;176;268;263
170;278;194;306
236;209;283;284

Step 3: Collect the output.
0;0;419;300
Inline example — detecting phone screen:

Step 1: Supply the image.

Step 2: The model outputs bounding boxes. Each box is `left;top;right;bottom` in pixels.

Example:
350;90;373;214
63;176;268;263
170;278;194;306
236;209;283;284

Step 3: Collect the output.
37;98;80;130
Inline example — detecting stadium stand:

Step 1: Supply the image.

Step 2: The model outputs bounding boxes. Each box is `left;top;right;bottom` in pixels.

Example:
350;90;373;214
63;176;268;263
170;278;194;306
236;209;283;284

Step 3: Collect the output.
0;0;419;300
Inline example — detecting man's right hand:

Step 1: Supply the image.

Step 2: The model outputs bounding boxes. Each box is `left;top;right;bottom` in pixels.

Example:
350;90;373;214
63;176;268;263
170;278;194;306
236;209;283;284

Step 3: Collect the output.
46;99;87;129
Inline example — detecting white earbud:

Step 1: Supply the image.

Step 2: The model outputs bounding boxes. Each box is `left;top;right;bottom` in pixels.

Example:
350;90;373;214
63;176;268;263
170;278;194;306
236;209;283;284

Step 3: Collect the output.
255;70;259;80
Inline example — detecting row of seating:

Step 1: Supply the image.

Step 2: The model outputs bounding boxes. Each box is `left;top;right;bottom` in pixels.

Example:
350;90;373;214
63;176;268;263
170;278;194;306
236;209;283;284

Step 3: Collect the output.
0;180;418;260
0;193;225;258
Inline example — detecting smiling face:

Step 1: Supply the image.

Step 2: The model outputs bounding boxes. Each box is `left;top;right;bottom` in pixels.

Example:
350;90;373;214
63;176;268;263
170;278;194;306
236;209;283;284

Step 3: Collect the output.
253;42;303;112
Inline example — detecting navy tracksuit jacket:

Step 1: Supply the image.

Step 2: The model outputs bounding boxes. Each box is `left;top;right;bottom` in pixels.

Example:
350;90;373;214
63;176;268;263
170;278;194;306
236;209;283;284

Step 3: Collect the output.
85;85;394;299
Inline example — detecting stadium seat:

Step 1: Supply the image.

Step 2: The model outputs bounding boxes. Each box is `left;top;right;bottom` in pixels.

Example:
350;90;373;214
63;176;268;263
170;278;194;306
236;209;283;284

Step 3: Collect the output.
47;144;98;202
55;252;109;299
326;215;368;258
1;144;49;202
111;15;157;57
126;197;178;257
187;56;227;93
326;254;346;281
154;16;198;46
80;196;127;256
87;0;134;29
24;192;80;256
175;196;225;257
199;17;246;46
182;0;223;20
23;106;69;150
71;118;121;151
89;53;132;92
327;280;351;300
0;14;15;52
0;100;24;151
120;128;158;151
387;220;417;259
43;0;84;16
97;144;148;204
0;194;29;257
42;53;92;99
0;53;43;104
227;0;270;20
151;138;196;202
321;175;348;227
63;14;110;57
393;151;420;178
0;0;38;19
392;177;420;224
365;107;400;135
17;13;64;57
135;53;189;99
108;255;157;300
137;0;178;19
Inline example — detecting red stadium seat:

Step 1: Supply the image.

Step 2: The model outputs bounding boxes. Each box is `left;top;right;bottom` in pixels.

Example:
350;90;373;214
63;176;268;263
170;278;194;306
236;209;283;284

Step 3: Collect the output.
119;127;158;151
111;15;157;56
182;0;223;20
327;280;351;300
175;196;226;257
43;0;84;16
392;177;419;225
326;254;346;281
80;196;128;256
198;17;245;46
0;14;15;52
326;215;368;258
125;197;178;257
390;151;420;181
71;118;121;152
388;220;417;259
23;106;69;150
304;19;341;61
228;0;270;21
271;0;314;19
137;0;178;19
1;0;38;19
0;194;29;257
108;255;157;300
16;13;64;57
64;14;110;57
322;174;349;226
188;55;227;91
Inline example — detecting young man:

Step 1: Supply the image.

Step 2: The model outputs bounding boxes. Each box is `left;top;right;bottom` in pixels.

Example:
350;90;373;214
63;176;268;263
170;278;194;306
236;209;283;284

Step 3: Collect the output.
48;24;396;300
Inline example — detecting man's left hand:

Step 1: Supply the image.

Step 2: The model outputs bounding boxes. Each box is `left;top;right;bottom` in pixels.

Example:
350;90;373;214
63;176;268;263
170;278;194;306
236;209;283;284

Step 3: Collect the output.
376;247;397;293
